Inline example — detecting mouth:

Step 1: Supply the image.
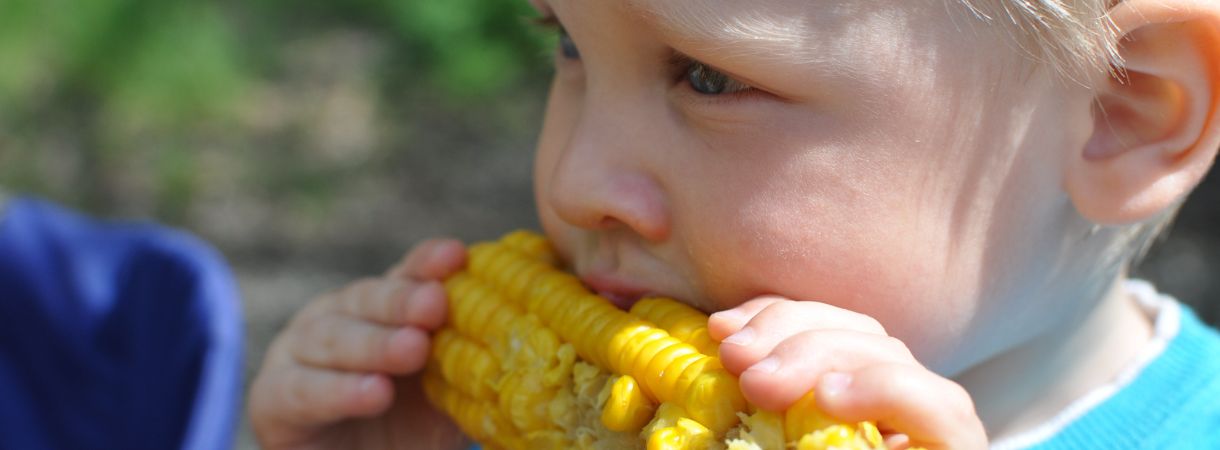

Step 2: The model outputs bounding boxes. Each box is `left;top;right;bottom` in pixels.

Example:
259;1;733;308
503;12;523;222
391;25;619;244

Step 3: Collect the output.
579;272;653;311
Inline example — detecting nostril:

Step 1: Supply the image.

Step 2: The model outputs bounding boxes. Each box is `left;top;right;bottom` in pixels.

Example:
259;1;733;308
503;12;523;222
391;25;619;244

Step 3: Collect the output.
597;216;622;229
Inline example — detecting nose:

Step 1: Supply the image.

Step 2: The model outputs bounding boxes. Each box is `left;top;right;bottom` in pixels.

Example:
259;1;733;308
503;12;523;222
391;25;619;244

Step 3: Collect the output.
545;106;671;242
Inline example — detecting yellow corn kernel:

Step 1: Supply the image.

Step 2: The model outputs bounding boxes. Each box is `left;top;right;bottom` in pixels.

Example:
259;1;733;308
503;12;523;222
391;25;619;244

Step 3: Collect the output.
497;370;559;432
796;423;884;450
500;229;558;264
426;230;916;450
525;429;570;450
601;375;657;432
726;411;786;450
646;418;713;450
431;329;499;399
630;297;719;355
422;371;522;448
443;273;519;344
785;391;841;443
859;421;885;447
681;370;747;436
646;402;689;430
643;403;715;450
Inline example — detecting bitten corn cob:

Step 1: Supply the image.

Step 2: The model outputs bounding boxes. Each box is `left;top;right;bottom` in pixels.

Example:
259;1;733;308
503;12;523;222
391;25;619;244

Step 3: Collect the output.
423;230;911;450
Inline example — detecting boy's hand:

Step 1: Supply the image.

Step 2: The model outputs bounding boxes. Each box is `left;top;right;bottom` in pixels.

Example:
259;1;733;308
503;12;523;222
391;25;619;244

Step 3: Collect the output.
248;239;471;450
709;297;987;450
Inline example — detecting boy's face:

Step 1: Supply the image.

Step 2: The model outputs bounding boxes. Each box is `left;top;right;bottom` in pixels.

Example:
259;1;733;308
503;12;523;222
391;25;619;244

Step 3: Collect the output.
531;0;1098;374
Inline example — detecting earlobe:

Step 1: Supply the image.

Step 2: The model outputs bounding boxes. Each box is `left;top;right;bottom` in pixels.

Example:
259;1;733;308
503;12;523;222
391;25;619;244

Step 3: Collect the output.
1066;0;1220;225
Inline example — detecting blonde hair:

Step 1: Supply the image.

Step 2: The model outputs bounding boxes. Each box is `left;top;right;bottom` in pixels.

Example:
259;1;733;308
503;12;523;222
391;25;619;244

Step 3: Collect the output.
956;0;1121;82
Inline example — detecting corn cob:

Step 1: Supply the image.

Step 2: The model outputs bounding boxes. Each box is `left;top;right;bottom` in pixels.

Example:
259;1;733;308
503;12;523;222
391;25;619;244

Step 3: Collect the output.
423;230;909;450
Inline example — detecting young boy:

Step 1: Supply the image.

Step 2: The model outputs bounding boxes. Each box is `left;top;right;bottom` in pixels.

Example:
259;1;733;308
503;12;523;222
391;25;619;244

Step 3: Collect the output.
248;0;1220;448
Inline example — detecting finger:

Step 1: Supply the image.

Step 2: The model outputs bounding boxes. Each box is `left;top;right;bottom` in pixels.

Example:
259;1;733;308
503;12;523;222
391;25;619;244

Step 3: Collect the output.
815;364;987;450
386;238;467;281
251;365;394;429
735;330;914;411
707;296;786;341
717;301;890;375
291;313;430;374
336;278;448;329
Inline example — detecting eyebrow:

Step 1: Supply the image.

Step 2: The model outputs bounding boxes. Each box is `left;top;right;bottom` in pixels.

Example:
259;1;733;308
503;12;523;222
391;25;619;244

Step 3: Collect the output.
622;0;812;57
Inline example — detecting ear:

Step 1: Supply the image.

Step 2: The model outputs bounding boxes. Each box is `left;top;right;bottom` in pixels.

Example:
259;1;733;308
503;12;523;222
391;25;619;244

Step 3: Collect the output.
1066;0;1220;225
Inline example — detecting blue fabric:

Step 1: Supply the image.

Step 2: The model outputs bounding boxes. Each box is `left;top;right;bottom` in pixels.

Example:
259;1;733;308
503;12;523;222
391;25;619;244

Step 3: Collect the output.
0;197;243;450
1028;304;1220;449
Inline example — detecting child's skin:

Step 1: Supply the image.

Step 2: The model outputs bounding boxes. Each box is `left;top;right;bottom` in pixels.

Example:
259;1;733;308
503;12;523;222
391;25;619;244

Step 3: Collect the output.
248;0;1220;448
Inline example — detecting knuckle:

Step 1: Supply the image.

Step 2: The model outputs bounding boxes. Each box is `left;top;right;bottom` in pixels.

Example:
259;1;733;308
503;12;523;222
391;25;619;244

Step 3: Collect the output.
752;300;803;325
781;331;834;363
349;277;382;296
891;368;927;393
343;279;385;312
286;371;316;413
764;299;803;315
294;316;346;367
351;327;390;369
370;331;393;364
295;313;323;338
387;280;412;308
785;329;826;349
299;293;337;318
373;288;412;325
878;335;913;359
857;314;887;335
946;381;977;414
407;282;438;309
313;321;341;359
410;239;436;254
404;241;435;263
286;313;324;355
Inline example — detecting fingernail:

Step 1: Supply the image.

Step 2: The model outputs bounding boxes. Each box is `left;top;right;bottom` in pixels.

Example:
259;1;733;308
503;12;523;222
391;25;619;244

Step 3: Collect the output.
721;327;756;346
749;356;781;374
358;375;383;393
820;372;852;397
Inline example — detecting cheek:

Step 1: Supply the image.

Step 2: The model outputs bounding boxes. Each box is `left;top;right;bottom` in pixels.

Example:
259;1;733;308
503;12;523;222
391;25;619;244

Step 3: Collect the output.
671;124;984;365
713;197;960;322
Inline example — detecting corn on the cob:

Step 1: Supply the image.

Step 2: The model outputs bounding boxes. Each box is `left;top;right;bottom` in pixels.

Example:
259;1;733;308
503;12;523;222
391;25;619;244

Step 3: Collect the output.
423;230;912;450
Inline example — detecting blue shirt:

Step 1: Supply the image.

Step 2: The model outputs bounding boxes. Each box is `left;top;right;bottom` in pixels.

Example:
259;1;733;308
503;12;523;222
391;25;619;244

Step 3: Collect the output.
0;197;243;450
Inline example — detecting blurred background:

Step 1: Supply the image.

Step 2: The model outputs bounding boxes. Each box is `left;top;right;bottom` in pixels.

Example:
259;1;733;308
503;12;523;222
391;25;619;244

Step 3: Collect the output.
0;1;1216;448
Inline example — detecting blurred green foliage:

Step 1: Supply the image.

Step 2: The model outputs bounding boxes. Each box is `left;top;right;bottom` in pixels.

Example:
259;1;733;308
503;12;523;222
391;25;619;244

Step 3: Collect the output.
0;0;548;120
0;0;552;221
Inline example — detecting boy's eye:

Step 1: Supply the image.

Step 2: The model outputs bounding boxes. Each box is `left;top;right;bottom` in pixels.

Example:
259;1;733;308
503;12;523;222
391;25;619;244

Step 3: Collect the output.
558;27;580;60
684;62;751;95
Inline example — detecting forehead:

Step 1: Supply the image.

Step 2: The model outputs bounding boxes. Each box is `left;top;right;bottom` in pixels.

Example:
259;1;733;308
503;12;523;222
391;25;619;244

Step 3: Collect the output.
607;0;981;65
547;0;1020;92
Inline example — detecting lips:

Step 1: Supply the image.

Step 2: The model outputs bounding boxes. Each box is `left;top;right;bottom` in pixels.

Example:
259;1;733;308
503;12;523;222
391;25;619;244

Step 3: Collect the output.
579;272;653;311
